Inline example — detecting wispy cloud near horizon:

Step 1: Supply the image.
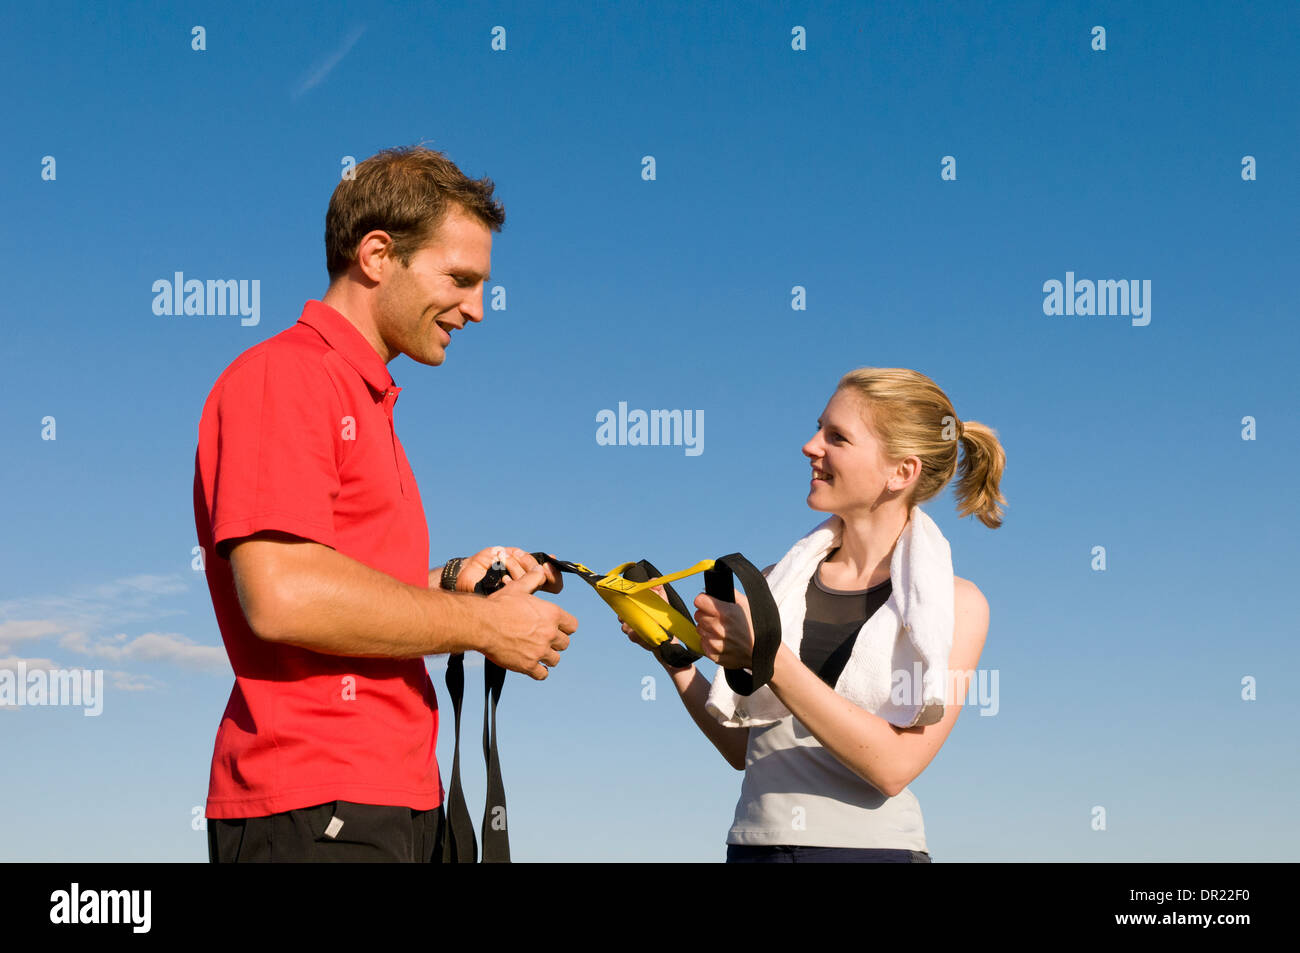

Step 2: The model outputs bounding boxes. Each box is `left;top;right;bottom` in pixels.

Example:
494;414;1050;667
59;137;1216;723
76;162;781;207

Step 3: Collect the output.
0;574;190;652
0;572;227;678
60;630;228;673
292;24;366;101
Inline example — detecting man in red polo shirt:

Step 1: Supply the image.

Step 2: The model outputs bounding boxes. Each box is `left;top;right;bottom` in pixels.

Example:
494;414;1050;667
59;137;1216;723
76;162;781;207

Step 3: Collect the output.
193;145;577;862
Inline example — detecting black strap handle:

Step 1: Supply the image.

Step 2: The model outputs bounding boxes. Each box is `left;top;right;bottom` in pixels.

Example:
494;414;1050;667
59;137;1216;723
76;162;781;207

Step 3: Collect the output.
441;562;512;864
480;659;510;862
706;553;781;696
440;651;476;862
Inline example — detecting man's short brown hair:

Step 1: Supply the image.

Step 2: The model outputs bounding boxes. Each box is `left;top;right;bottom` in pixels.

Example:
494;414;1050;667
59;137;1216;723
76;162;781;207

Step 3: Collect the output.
325;145;506;281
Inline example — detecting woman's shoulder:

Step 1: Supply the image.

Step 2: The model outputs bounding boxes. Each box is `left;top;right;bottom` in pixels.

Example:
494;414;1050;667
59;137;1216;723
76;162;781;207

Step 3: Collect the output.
951;575;990;658
952;575;986;609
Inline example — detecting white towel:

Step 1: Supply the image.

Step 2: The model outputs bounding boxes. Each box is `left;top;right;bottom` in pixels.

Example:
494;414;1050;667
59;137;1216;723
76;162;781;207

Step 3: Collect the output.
705;504;955;729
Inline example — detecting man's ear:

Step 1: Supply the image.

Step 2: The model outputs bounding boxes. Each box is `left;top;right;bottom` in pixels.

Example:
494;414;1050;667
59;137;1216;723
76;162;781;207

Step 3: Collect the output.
355;231;393;283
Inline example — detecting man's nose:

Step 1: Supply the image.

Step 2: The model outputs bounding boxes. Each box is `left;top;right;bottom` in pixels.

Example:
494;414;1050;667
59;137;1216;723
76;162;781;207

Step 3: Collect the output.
462;287;485;323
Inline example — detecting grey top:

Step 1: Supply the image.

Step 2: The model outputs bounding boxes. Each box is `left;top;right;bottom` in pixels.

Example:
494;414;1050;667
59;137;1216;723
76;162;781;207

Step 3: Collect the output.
726;559;928;850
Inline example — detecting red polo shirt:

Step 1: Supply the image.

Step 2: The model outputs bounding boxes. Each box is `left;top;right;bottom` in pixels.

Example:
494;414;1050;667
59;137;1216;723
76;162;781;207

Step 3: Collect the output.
193;299;441;819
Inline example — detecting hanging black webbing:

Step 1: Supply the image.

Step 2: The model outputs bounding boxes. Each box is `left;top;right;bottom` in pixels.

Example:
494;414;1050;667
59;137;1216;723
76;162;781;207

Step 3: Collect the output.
441;562;511;863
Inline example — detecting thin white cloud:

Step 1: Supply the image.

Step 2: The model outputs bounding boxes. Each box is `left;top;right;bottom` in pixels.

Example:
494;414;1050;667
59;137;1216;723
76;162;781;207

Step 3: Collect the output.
0;572;227;680
59;631;117;654
292;24;366;100
0;656;171;704
61;630;228;673
0;573;190;639
0;620;66;655
0;655;61;671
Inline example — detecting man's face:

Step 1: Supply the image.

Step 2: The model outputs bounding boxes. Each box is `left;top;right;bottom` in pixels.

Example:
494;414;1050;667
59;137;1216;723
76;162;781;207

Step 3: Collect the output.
374;205;492;367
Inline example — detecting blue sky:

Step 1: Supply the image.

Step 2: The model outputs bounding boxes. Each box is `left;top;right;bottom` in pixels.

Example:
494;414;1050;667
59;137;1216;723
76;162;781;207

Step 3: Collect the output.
1;0;1296;861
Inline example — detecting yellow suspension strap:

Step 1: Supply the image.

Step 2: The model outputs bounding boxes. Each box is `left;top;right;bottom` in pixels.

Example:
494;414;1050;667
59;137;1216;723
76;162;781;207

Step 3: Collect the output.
536;552;782;695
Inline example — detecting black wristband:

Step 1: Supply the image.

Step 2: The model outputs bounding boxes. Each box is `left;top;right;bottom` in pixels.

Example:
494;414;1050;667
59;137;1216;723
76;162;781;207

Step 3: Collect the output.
440;557;466;591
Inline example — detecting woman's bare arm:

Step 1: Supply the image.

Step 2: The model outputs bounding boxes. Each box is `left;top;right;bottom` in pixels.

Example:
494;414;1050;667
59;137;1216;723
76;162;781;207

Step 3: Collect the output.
766;578;989;795
658;659;752;770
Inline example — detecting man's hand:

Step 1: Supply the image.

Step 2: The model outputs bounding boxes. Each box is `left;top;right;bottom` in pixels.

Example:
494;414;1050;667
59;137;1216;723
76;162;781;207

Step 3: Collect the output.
452;547;564;595
481;565;578;680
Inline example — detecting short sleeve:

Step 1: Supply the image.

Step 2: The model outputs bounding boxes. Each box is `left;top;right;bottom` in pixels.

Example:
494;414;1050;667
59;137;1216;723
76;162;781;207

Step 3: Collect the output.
208;349;343;558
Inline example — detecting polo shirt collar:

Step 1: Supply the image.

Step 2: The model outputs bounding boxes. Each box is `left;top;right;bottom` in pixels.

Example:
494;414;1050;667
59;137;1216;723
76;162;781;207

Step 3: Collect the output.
297;300;395;395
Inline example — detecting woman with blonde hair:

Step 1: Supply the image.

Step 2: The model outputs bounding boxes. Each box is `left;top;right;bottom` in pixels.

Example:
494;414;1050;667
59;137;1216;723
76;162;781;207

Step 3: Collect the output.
625;367;1005;862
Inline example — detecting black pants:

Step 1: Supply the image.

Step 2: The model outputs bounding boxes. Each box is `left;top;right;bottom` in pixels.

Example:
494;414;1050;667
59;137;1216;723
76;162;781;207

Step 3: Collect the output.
208;801;446;862
727;844;932;863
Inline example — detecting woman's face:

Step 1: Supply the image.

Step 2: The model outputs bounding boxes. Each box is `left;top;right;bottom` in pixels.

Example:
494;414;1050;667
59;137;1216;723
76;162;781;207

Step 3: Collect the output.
802;389;905;516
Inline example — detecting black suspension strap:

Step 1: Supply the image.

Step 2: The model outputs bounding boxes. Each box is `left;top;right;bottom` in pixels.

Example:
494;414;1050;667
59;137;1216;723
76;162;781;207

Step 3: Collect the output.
441;560;511;863
480;655;509;862
440;651;476;862
704;553;783;696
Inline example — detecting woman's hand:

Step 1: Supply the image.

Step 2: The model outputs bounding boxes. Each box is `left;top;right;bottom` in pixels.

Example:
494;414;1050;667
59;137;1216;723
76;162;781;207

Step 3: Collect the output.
620;618;658;652
618;585;694;669
619;583;666;652
693;589;755;669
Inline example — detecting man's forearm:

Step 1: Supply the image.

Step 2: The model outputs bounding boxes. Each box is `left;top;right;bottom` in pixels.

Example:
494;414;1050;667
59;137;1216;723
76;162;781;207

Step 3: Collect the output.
232;537;494;659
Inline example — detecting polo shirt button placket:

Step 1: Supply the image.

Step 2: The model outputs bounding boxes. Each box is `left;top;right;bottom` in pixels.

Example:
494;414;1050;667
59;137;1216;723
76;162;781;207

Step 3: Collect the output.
382;386;405;496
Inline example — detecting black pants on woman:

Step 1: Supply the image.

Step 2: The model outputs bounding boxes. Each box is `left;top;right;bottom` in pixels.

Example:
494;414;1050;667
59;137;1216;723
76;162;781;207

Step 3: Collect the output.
727;844;931;863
